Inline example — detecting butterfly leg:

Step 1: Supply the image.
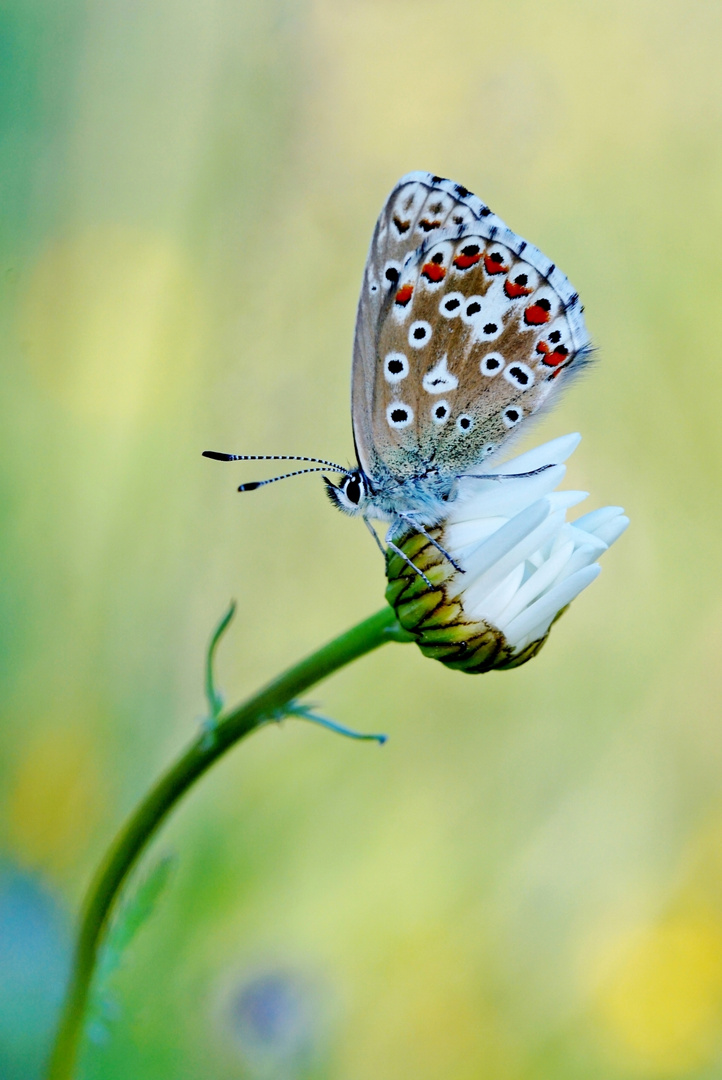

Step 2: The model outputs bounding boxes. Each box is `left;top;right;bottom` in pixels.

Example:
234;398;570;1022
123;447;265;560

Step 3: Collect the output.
395;514;465;575
458;464;555;481
363;515;387;557
384;538;433;589
364;516;433;586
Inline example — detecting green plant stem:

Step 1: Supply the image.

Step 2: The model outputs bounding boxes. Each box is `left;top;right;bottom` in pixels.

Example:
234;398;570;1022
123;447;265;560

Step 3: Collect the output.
48;605;409;1080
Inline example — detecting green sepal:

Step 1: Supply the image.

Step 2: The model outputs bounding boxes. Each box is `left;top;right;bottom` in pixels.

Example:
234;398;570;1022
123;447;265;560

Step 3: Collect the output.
384;525;560;676
395;590;444;628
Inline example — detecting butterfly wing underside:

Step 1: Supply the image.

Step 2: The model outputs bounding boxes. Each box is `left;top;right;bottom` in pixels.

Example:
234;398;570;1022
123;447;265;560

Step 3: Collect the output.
352;172;591;481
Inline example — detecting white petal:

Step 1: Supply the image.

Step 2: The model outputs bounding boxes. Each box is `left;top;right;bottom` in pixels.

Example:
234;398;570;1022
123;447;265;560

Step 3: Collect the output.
573;506;625;534
461;512;566;616
593;515;630;547
496;541;576;629
503;564;601;648
549;522;576;555
567;524;609;556
448;499;550;591
550;543;602;584
447;465;566;524
443;516;507;555
474;563;525;624
546;490;589;512
489;433;582;475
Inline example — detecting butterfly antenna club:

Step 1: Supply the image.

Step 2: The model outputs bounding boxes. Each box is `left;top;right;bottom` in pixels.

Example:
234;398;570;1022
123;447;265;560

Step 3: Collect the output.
238;467;333;492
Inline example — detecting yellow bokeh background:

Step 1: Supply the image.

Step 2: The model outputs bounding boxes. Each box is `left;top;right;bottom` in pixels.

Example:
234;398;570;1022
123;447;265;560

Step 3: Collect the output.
2;1;722;1077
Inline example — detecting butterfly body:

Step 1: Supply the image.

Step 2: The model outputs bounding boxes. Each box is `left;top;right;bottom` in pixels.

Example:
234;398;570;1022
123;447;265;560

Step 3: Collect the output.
206;172;593;581
326;171;592;548
325;462;451;526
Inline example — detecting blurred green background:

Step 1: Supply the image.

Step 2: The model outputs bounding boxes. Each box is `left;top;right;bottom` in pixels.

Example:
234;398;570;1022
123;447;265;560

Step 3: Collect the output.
2;1;722;1077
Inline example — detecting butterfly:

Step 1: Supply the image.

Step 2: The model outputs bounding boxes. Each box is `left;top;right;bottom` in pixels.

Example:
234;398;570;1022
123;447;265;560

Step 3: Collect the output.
205;172;592;581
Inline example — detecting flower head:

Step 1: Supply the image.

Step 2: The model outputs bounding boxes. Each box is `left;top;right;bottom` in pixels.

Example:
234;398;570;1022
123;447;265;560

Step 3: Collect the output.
385;434;628;674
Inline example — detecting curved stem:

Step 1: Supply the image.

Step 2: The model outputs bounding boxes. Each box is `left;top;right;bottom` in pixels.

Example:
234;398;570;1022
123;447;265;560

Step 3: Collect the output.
48;605;409;1080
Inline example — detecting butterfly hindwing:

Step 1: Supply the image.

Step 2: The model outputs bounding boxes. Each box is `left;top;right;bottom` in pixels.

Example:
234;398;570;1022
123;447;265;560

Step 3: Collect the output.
352;172;592;480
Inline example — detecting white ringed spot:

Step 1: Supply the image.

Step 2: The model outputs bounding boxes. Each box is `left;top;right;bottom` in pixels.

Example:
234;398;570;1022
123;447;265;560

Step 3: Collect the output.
439;292;464;318
480;352;504;377
383;260;402;289
408;320;432;348
461;295;484;325
456;414;474;433
476;316;502;340
431;400;450;425
384;352;409;384
386;402;414;429
503;362;535;390
422;353;458;395
502;406;523;428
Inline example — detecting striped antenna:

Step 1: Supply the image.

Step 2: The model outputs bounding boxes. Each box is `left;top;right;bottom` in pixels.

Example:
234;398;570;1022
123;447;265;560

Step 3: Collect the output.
203;451;350;473
238;467;332;492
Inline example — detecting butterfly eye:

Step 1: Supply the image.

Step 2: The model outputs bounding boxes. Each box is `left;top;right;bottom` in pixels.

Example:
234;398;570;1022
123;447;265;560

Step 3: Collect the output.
480;352;504;377
386;402;414;429
431;400;450;425
343;477;362;505
456;414;474;433
408;321;432;348
384;351;409;383
439;292;464;317
502;406;523;428
503;362;535;390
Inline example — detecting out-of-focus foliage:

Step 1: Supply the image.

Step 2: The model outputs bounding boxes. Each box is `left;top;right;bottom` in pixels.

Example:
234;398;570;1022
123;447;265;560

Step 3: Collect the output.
2;1;722;1077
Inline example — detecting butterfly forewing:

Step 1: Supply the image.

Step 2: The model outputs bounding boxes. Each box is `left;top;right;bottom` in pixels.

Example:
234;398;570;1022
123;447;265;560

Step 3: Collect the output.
352;172;591;481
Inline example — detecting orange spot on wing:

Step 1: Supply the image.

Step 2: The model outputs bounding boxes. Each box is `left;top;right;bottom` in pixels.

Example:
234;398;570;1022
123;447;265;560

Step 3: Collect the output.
421;261;446;283
538;339;570;366
453;252;481;270
395;284;414;306
484;254;508;275
524;303;551;325
504;278;533;299
546;354;569;371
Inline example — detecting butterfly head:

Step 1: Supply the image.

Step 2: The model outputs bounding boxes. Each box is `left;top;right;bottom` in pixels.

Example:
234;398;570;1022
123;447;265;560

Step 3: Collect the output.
324;469;371;516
